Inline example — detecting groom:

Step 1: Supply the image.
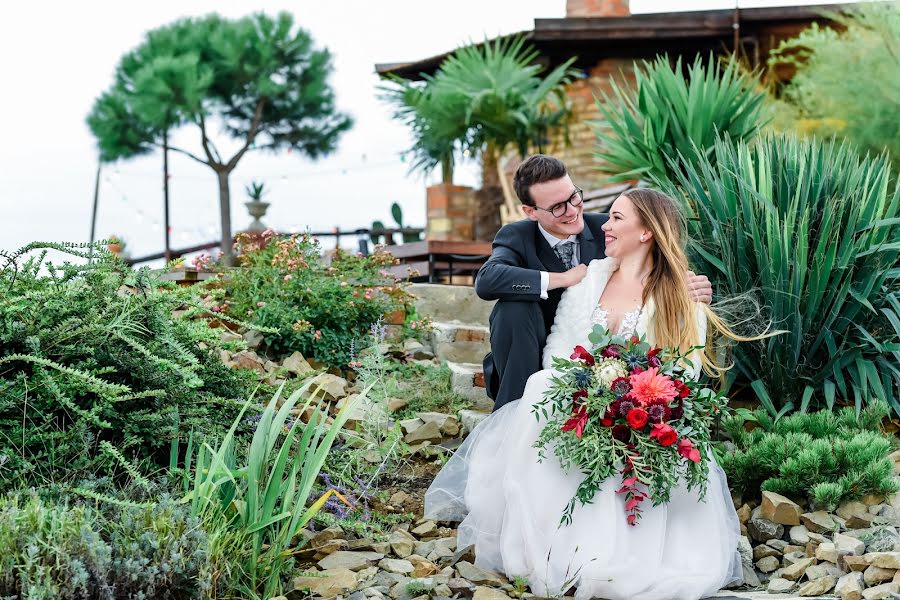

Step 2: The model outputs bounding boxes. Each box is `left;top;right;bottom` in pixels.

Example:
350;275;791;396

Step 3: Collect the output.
475;155;712;411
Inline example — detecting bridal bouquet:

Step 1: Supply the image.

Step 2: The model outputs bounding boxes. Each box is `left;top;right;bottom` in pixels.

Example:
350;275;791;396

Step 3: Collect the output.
533;325;728;527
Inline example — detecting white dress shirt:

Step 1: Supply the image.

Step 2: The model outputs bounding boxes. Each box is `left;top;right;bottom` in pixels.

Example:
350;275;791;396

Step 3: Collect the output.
537;223;580;300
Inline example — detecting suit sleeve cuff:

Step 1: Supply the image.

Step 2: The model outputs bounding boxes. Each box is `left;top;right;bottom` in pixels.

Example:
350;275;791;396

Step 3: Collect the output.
540;271;549;300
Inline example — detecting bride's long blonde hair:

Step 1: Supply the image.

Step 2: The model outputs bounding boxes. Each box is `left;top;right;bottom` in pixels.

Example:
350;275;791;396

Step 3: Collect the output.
624;189;764;375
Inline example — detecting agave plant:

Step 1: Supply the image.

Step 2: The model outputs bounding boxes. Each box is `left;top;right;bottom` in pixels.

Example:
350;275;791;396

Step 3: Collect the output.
594;54;769;186
664;132;900;417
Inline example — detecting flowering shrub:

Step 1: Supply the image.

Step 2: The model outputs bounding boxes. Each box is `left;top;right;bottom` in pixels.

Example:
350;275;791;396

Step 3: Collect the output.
534;326;728;526
215;231;416;369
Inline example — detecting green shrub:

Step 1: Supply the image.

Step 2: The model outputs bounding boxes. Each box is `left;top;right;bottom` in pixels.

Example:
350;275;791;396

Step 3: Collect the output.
0;243;254;490
665;133;900;415
216;231;417;369
719;402;900;510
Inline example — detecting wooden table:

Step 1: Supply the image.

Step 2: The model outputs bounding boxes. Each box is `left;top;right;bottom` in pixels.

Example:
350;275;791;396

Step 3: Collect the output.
384;240;493;284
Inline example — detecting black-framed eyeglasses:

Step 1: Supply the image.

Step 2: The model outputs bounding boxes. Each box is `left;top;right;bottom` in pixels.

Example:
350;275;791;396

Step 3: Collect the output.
533;188;584;218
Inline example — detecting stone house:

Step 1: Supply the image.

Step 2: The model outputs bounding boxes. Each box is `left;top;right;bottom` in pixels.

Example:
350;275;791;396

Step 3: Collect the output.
376;1;844;241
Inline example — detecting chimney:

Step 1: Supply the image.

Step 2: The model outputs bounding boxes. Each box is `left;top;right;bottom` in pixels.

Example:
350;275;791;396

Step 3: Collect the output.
566;0;630;18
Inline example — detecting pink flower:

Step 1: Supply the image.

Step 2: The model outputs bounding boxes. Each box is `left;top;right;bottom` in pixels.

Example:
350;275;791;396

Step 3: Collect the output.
340;281;348;287
649;423;678;447
628;367;678;405
256;301;266;308
283;274;293;282
313;330;322;341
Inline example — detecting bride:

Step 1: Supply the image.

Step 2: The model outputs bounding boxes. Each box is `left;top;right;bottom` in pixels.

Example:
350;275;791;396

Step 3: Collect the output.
425;189;745;600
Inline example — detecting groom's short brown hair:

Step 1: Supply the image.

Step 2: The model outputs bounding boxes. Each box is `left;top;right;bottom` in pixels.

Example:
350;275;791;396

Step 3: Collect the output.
513;154;568;207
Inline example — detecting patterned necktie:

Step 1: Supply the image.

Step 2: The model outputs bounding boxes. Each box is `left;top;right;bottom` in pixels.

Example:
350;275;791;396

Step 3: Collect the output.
553;240;576;269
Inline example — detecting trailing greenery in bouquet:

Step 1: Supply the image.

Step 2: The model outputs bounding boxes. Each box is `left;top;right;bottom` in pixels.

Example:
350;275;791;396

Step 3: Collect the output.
533;325;728;527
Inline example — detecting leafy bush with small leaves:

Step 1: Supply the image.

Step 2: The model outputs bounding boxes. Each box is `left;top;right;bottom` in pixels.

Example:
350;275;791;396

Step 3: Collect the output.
0;243;253;490
0;491;213;599
216;231;417;369
719;402;900;510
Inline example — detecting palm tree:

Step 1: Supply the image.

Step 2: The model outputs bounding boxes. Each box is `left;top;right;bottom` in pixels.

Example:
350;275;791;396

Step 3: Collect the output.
435;36;580;233
382;36;579;238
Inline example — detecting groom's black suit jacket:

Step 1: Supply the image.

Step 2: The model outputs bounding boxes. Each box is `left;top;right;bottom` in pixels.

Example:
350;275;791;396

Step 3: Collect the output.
474;213;609;408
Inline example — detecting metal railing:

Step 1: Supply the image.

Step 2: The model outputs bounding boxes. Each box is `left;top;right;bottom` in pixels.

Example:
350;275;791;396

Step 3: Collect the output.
124;226;425;266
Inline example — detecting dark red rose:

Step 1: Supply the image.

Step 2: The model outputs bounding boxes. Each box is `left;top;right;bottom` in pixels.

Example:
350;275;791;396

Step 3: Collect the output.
612;424;631;443
570;345;595;366
572;389;588;404
673;379;690;399
626;408;649;430
670;399;684;420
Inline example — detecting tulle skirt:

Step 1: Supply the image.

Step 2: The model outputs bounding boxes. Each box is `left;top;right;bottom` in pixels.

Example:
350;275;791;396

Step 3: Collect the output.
425;369;743;600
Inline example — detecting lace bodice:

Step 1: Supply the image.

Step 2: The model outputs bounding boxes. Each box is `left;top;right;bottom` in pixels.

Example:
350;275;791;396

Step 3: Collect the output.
590;305;642;337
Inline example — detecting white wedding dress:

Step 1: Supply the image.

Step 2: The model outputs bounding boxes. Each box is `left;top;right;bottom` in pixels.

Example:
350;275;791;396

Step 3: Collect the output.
425;258;742;600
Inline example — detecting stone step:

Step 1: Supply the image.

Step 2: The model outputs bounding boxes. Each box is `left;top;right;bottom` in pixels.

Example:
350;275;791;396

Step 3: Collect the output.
448;362;493;413
410;283;494;327
430;322;491;365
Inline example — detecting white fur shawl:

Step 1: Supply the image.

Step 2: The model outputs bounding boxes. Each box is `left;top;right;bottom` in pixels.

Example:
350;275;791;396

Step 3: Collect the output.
541;258;707;379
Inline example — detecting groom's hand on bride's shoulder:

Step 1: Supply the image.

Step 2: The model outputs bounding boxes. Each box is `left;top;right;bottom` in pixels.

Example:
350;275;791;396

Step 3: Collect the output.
686;271;713;304
549;264;588;291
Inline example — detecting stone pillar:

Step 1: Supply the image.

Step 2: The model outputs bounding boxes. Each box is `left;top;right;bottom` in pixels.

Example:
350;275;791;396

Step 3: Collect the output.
426;184;476;241
566;0;629;17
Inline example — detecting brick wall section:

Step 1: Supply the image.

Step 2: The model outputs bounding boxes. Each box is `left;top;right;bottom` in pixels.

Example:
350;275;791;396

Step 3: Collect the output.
426;184;477;240
540;58;638;191
566;0;630;17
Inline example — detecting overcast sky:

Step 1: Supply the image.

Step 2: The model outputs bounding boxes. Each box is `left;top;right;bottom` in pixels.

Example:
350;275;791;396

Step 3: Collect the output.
0;0;848;264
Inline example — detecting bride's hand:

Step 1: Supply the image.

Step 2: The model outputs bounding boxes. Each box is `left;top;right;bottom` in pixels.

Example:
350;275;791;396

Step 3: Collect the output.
686;271;713;304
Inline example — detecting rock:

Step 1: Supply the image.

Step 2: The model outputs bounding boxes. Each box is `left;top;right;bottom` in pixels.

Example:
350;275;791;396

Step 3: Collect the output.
305;373;349;401
769;539;791;552
389;529;417;558
798;575;836;596
863;494;885;506
790;524;811;545
782;557;817;581
317;551;384;571
867;552;900;569
417;412;461;436
411;520;438;537
864;565;897;585
756;555;780;573
767;577;796;593
387;397;409;413
863;528;900;553
749;506;785;542
473;588;510;600
742;563;761;588
388;491;411;507
754;544;782;560
844;555;871;572
379;558;414;574
283;351;314;377
862;582;900;599
230;350;267;373
848;513;878;529
447;578;476;595
292;568;358;596
762;491;803;526
832;533;866;557
801;511;838;534
816;542;843;564
243;329;264;348
405;421;443;445
459;409;490;435
455;561;506;586
411;557;440;578
449;544;476;568
835;572;865;600
839;501;871;520
783;551;810;565
806;563;846;580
